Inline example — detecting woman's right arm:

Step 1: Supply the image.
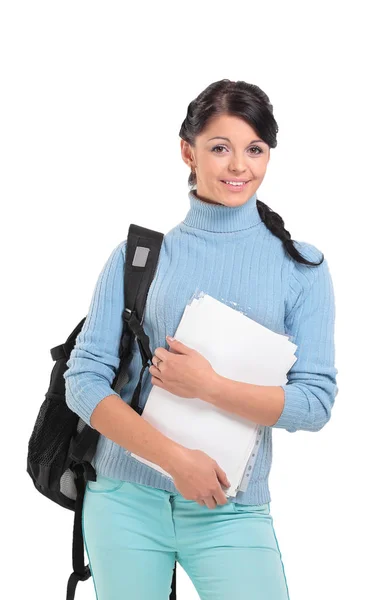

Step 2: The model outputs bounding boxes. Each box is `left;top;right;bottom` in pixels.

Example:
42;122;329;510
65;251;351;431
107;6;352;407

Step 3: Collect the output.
64;240;230;504
90;394;231;507
63;239;182;471
90;392;185;474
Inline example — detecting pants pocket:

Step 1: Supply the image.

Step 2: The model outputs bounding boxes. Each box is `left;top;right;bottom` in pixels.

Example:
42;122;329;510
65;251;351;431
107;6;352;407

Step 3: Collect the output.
231;501;270;515
86;473;125;494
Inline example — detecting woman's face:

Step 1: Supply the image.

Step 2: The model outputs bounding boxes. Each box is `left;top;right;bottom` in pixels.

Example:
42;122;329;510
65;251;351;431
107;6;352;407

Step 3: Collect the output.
181;113;270;206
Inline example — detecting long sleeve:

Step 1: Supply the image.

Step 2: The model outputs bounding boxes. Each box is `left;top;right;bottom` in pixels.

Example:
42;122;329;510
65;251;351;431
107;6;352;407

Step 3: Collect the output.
64;240;126;428
273;245;339;433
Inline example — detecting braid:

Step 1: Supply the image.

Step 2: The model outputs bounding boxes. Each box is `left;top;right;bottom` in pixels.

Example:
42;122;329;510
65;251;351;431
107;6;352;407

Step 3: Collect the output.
256;199;324;267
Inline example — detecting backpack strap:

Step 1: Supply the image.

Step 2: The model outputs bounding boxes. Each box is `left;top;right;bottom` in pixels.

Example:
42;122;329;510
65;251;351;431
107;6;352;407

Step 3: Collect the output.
50;318;87;361
113;224;164;414
66;465;91;600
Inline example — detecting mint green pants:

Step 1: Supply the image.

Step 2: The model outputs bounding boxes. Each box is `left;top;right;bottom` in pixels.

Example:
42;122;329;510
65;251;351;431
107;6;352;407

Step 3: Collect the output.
82;473;290;599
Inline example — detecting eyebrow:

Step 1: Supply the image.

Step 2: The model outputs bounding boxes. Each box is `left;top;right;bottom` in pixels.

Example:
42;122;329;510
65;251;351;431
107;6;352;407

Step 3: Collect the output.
207;136;266;145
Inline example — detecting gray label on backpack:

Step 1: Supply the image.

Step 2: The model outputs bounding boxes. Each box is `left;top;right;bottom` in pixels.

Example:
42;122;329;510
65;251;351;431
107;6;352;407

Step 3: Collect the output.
132;246;150;267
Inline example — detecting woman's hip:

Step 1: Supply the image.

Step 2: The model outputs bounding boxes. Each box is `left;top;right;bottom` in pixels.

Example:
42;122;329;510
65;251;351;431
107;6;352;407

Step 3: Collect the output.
82;473;290;599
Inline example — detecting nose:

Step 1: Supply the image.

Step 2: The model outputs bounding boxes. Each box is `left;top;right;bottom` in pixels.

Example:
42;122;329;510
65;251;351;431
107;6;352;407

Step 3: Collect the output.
228;153;248;174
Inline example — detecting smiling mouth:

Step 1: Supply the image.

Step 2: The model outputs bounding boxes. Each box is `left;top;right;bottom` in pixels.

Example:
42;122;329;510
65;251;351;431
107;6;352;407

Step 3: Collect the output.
220;180;251;187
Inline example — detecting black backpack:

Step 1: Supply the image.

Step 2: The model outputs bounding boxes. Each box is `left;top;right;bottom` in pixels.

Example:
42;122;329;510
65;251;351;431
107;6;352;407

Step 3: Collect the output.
26;224;178;600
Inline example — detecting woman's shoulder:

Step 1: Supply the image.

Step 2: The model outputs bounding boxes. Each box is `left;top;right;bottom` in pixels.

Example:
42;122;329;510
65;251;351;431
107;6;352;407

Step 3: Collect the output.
288;239;332;300
292;239;324;267
118;238;127;258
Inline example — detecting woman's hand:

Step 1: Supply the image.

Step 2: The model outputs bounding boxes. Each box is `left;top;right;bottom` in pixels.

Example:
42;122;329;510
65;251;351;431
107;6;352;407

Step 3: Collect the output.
149;336;219;401
168;446;231;509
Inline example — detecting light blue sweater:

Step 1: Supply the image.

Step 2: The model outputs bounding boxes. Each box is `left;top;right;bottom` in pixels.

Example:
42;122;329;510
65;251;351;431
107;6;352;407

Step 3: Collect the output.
64;189;338;505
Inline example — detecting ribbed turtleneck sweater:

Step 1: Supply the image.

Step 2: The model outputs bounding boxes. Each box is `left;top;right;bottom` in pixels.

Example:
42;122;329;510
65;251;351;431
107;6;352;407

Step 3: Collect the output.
64;189;338;505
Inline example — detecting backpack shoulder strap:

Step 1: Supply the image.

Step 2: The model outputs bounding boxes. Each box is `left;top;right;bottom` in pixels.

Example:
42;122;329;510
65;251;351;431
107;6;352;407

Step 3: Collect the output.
112;224;164;398
124;223;164;322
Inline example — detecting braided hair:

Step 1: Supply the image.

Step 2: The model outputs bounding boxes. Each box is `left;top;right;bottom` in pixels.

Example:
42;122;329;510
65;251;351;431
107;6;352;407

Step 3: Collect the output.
179;79;323;267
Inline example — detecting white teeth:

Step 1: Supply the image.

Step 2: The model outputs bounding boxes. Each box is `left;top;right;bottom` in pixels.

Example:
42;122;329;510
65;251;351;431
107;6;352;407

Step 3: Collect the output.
224;181;247;186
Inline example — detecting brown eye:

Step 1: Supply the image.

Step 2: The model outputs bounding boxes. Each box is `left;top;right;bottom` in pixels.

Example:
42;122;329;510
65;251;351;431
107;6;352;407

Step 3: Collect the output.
212;145;226;153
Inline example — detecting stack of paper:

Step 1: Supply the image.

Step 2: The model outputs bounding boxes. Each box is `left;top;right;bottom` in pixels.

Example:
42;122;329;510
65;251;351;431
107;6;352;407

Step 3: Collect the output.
130;293;297;498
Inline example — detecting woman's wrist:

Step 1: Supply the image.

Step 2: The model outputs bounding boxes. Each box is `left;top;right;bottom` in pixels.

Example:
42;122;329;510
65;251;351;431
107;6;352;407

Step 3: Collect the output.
160;440;188;476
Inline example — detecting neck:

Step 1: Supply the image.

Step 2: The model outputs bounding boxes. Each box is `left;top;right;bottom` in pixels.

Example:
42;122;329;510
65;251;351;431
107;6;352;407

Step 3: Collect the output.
182;188;263;233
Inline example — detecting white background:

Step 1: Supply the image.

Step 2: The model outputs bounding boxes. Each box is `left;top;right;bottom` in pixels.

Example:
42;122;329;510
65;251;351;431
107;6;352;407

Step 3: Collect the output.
2;1;384;599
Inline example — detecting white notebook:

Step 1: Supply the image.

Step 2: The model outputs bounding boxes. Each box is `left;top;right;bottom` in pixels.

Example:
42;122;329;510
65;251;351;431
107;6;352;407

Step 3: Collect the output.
130;293;297;497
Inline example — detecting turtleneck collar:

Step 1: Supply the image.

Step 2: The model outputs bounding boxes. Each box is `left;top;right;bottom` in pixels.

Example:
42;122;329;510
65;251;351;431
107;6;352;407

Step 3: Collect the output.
182;188;263;233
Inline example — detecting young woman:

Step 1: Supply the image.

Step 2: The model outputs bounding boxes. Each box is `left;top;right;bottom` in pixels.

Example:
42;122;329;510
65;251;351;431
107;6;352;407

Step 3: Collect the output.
65;79;338;599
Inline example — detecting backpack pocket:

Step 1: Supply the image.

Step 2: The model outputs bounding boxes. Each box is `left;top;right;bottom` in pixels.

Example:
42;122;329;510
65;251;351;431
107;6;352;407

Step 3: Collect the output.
86;473;125;494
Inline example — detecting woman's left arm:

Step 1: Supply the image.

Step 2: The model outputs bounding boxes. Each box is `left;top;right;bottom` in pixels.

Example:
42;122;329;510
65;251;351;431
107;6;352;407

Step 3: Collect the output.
274;256;339;432
151;253;338;433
